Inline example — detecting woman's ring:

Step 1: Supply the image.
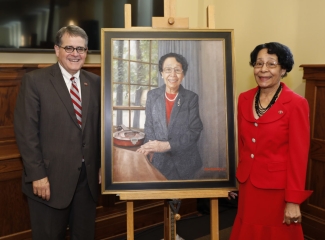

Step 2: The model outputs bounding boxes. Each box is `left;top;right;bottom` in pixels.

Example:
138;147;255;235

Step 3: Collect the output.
294;220;298;223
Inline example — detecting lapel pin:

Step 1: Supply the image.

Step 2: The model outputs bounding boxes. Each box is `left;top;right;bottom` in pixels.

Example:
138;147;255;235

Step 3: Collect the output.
84;83;88;86
177;99;180;106
278;110;283;114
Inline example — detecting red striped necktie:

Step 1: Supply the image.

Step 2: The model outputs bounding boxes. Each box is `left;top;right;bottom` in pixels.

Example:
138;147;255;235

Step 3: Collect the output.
70;77;82;127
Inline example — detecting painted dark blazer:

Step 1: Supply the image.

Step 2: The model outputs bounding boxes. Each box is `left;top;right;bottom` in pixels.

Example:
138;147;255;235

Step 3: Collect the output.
144;84;203;180
236;82;312;203
14;63;101;209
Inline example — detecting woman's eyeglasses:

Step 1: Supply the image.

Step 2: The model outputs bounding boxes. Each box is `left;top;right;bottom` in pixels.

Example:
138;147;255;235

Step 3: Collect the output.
163;67;183;74
253;61;279;69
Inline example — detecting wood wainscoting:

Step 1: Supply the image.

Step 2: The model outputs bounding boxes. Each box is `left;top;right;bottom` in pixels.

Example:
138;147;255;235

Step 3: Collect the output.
0;64;197;240
300;65;325;240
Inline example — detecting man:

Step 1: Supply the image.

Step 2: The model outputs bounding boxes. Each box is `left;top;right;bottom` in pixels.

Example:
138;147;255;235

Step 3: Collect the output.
14;25;101;240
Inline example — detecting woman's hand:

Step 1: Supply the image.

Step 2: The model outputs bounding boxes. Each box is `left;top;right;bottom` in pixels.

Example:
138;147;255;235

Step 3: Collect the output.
228;191;238;200
137;140;171;153
136;140;171;162
283;202;301;224
136;148;151;156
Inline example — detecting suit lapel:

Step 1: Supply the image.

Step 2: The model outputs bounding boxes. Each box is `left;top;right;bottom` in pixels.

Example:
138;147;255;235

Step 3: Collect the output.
241;87;258;123
257;83;292;123
168;85;184;132
241;83;292;123
80;70;90;130
49;63;81;129
156;88;168;134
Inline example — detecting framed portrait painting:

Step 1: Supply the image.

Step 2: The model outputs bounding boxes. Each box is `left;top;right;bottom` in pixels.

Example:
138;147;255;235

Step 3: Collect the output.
101;28;237;194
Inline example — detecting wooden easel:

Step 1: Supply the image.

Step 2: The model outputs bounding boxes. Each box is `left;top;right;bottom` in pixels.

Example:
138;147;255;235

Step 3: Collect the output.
120;1;232;239
120;190;231;240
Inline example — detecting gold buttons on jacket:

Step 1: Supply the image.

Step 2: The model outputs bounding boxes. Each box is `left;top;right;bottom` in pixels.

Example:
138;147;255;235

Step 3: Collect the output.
254;122;258;127
252;138;256;143
251;154;254;158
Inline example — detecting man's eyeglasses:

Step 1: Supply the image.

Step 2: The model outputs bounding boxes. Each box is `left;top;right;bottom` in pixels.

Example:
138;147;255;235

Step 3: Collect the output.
253;61;279;69
163;67;183;74
58;45;87;54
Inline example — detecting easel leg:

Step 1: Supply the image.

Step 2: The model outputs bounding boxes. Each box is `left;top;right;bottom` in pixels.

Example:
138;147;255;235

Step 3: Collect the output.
127;201;134;240
210;198;219;240
164;200;170;240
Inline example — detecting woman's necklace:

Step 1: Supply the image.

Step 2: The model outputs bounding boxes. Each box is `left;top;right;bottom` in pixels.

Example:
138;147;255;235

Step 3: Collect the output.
165;92;178;101
255;84;282;117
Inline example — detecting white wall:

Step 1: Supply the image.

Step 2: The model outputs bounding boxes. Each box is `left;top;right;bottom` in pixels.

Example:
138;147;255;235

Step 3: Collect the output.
176;0;325;97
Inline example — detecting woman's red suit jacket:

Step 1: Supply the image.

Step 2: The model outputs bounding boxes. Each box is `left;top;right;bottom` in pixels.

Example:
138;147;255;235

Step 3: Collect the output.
236;82;312;204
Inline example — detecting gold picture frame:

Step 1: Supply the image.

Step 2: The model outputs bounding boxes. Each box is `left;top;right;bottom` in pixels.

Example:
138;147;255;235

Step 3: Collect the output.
101;28;237;194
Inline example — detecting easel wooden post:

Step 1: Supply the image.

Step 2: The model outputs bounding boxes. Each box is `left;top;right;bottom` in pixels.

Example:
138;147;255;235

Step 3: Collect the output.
121;1;230;239
126;201;134;240
210;198;219;239
164;200;172;238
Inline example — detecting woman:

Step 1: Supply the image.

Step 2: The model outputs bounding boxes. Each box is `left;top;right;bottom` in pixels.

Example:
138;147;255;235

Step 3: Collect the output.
137;52;203;180
230;42;312;239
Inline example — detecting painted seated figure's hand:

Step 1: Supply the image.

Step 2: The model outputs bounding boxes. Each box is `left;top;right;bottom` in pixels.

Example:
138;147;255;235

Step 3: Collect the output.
136;147;150;156
137;140;171;153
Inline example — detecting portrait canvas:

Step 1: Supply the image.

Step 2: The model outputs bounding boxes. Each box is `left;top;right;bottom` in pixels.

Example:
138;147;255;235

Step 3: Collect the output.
101;29;237;193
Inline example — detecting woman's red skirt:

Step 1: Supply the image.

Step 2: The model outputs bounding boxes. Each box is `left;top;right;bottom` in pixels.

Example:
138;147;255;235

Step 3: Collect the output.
229;178;305;240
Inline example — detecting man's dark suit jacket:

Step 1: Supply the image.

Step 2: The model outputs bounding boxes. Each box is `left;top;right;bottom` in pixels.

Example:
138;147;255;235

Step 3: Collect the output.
14;63;101;209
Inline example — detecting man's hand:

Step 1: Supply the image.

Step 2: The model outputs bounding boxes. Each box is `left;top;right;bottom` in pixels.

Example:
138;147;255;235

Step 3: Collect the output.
32;177;50;201
283;202;301;224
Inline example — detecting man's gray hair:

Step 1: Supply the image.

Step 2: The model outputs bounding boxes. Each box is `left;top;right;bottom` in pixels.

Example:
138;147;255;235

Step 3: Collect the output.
55;25;88;47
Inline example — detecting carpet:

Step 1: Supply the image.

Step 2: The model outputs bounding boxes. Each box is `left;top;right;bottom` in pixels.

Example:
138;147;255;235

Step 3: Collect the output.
195;227;232;240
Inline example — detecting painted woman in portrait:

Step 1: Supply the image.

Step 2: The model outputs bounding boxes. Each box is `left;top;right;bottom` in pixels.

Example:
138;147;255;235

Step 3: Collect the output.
137;52;203;180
